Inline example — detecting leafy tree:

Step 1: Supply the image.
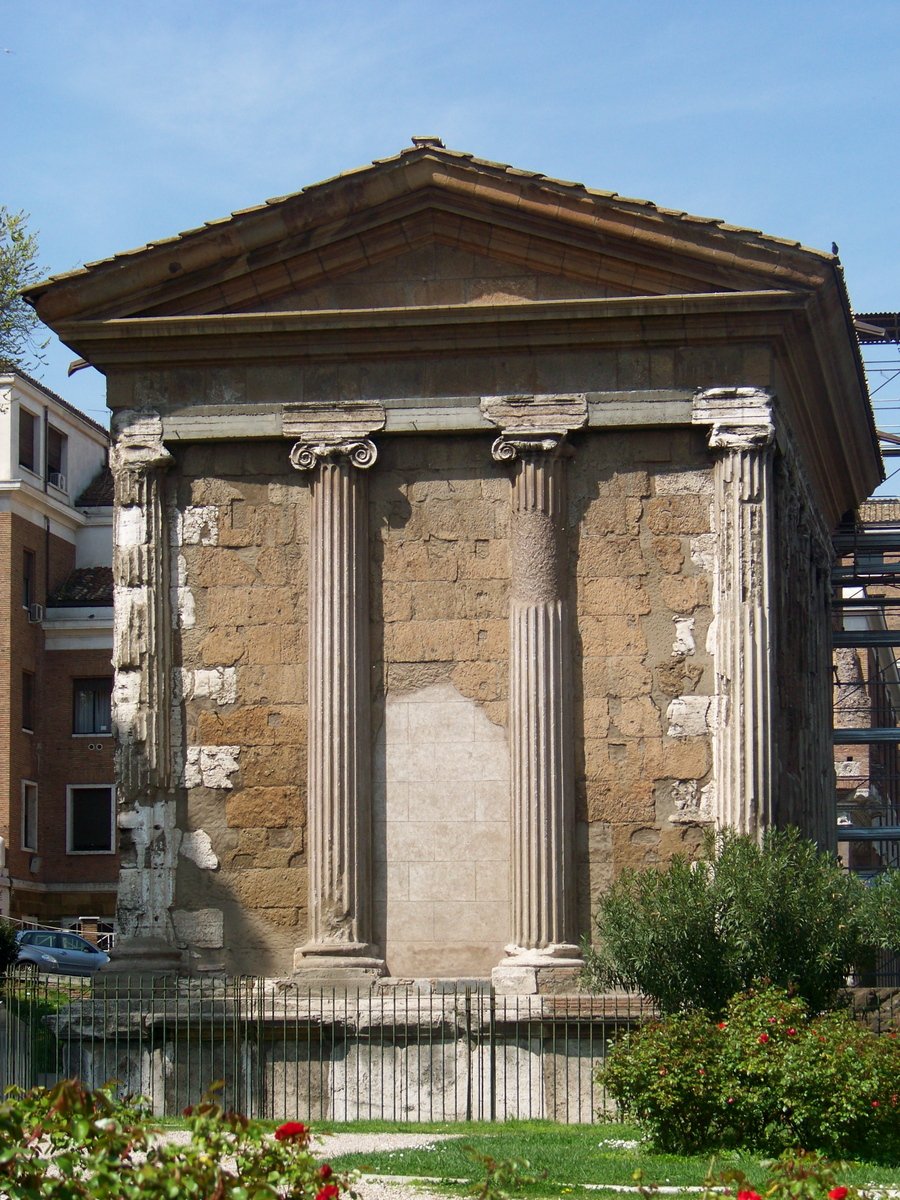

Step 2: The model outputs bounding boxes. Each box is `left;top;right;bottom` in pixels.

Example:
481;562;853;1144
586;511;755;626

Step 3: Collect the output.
0;206;48;372
583;827;870;1014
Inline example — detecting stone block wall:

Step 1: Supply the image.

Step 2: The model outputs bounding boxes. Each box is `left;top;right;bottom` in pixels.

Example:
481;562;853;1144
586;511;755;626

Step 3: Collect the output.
172;443;310;974
571;429;713;932
169;428;718;976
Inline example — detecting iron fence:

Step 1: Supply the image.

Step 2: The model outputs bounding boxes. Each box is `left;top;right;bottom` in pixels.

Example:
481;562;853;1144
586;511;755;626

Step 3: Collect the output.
1;974;897;1124
0;974;655;1123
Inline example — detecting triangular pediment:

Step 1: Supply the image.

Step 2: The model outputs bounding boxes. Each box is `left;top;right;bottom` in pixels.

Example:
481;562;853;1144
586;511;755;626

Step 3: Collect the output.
26;145;835;325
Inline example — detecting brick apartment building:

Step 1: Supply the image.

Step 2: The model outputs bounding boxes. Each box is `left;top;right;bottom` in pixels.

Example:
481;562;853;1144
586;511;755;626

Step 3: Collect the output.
0;367;116;930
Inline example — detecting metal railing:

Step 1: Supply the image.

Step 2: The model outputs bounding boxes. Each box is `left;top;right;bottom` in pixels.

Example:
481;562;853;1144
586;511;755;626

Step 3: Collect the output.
2;974;897;1124
0;974;650;1122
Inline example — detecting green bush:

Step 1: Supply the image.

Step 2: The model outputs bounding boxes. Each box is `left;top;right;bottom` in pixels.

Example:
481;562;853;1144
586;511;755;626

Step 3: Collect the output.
584;827;869;1014
600;985;900;1159
0;1078;353;1199
0;919;19;976
857;868;900;953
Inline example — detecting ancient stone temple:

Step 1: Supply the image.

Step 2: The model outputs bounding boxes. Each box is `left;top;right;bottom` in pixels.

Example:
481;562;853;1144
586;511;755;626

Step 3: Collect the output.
25;142;881;987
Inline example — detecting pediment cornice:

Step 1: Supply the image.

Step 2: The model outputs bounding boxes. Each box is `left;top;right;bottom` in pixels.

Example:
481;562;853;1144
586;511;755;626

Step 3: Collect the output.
26;147;836;325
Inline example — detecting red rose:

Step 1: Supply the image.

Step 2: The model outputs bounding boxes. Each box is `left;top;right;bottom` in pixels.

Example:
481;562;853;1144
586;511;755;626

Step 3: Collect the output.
828;1189;849;1200
318;1164;333;1180
275;1121;309;1142
872;1100;880;1108
737;1190;762;1200
717;1021;727;1030
317;1186;340;1200
758;1033;769;1044
787;1028;796;1036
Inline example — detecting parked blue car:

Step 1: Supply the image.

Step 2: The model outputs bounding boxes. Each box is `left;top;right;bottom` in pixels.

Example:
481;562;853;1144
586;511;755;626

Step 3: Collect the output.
15;929;110;976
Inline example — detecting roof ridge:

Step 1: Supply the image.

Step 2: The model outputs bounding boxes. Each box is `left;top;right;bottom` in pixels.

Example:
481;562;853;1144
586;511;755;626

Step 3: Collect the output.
24;144;832;300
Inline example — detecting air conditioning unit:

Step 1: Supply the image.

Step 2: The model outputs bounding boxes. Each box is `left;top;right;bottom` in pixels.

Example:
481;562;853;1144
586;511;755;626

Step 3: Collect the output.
28;603;44;624
49;471;67;492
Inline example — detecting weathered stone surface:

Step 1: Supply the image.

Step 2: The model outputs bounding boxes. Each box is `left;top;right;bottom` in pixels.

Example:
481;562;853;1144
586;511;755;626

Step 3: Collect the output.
645;496;710;535
225;786;301;829
233;869;308;910
652;536;686;574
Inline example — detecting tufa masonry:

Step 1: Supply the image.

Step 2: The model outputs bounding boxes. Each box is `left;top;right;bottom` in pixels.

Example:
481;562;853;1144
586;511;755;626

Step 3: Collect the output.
24;143;882;990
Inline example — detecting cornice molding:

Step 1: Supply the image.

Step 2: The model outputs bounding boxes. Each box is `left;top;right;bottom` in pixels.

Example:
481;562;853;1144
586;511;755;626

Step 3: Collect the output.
54;290;806;369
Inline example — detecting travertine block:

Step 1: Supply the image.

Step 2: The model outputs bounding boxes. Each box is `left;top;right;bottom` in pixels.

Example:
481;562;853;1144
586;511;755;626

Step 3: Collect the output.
409;861;477;901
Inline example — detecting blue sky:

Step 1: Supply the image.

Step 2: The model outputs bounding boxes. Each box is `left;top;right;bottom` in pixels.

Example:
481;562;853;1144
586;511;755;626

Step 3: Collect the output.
2;0;898;437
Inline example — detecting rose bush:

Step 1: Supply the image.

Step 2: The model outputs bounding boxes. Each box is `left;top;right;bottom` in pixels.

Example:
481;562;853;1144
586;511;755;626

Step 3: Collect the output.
600;985;900;1158
0;1078;355;1199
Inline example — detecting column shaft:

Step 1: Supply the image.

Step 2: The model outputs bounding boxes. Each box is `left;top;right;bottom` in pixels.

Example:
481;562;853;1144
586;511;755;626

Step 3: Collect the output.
289;426;384;978
307;458;371;949
497;439;579;962
712;435;776;833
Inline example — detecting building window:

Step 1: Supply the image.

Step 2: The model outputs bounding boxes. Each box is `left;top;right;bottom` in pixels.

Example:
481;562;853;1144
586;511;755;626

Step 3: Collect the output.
67;785;115;854
22;549;35;608
22;782;38;851
18;407;37;473
22;671;34;732
47;426;68;490
73;678;113;735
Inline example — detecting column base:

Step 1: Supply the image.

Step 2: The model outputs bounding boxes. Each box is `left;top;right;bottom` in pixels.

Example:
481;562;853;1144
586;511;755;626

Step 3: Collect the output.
492;944;583;995
293;942;386;985
98;937;185;982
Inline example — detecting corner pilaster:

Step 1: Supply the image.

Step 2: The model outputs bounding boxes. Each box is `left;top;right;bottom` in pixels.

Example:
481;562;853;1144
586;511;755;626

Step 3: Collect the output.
106;409;183;975
693;388;777;836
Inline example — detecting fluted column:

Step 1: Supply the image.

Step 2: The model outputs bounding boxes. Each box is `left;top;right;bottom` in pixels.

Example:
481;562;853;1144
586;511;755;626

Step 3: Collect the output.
695;389;777;836
285;402;385;979
499;435;580;961
482;396;587;988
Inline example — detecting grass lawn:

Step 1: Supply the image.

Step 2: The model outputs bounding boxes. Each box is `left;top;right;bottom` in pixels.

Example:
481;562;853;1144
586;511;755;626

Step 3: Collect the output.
319;1120;900;1197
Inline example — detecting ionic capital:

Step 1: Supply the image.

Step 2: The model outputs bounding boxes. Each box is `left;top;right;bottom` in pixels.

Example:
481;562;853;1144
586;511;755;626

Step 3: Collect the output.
490;433;567;464
290;438;378;471
283;400;385;473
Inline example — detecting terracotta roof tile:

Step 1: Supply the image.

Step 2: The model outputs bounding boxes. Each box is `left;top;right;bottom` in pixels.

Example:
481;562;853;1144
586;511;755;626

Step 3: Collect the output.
48;566;113;607
25;143;833;296
75;465;113;507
